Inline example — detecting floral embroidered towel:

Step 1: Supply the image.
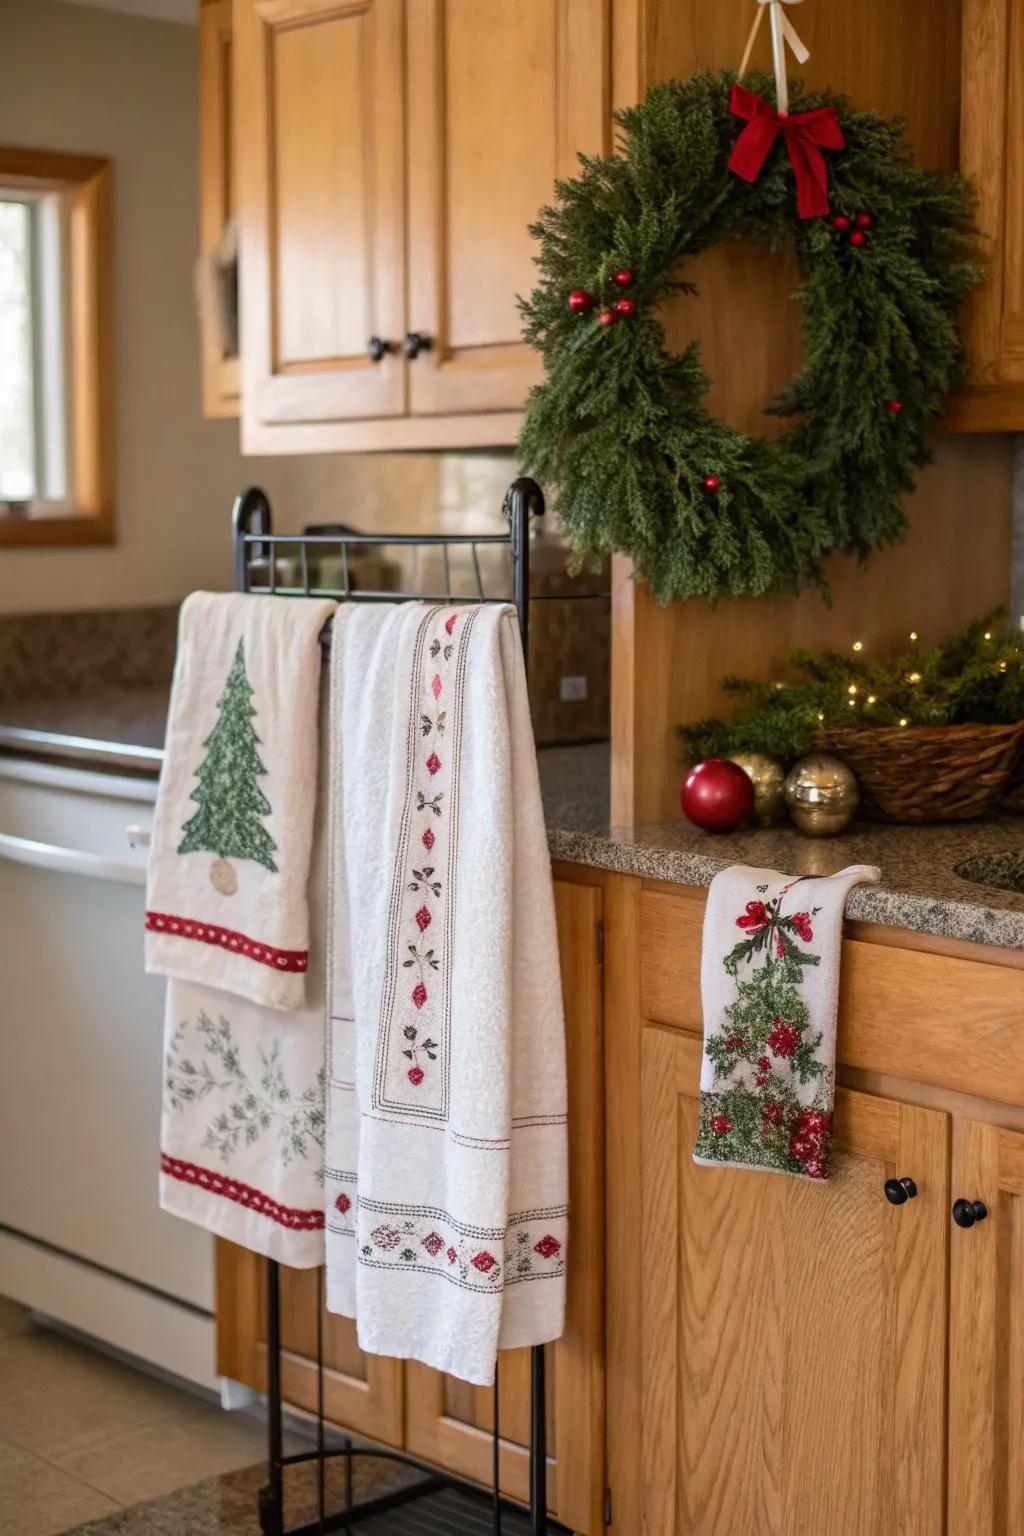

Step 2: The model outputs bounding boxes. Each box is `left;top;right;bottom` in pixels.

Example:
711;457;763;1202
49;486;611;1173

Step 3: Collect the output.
158;713;329;1266
694;863;879;1180
146;592;334;1011
324;603;568;1386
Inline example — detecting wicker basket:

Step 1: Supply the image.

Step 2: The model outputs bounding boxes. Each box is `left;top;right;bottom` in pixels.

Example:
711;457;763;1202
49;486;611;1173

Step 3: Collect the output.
816;720;1024;823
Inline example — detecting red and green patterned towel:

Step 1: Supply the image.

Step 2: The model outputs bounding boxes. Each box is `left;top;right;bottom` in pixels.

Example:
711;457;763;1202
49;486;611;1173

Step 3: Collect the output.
694;863;879;1180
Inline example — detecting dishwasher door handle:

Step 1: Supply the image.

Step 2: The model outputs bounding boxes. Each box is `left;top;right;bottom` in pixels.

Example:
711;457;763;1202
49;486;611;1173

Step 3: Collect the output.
0;831;147;886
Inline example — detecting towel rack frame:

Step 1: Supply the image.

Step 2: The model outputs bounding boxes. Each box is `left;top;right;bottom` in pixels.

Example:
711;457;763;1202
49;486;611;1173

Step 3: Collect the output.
231;476;565;1536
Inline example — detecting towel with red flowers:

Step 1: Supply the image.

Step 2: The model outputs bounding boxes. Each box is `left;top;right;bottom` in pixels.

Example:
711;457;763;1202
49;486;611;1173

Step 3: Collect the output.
693;863;879;1180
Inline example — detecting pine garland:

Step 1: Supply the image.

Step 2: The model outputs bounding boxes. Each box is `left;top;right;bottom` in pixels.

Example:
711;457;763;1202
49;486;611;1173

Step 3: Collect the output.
518;70;982;603
678;609;1024;766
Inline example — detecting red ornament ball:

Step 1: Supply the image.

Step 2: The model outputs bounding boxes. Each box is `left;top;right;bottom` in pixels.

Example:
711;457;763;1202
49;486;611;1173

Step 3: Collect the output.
849;230;866;247
831;215;850;230
887;399;903;414
567;288;595;314
680;758;755;832
856;212;874;228
613;268;634;287
597;309;616;327
613;297;637;318
703;474;720;491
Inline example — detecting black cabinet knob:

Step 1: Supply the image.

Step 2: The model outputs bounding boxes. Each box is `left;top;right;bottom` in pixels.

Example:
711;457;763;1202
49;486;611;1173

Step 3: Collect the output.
368;336;393;362
884;1176;918;1206
403;331;432;360
952;1198;989;1229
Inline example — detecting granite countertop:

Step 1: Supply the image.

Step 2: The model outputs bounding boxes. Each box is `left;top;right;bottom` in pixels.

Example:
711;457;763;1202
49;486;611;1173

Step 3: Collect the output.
4;696;1024;950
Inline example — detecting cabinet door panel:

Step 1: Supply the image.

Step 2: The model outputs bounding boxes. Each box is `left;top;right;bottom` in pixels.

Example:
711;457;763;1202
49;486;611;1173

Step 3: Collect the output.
640;1027;948;1536
403;878;605;1533
199;0;240;417
949;1120;1024;1534
216;1245;404;1447
406;0;608;416
236;0;405;425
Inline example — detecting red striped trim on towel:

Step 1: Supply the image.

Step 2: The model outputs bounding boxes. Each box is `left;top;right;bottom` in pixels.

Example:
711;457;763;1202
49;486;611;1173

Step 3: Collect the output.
146;912;308;972
160;1153;324;1231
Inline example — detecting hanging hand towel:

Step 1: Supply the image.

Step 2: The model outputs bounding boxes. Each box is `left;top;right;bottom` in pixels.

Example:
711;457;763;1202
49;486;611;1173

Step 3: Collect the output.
158;705;329;1266
694;863;879;1179
324;603;568;1387
146;592;334;1011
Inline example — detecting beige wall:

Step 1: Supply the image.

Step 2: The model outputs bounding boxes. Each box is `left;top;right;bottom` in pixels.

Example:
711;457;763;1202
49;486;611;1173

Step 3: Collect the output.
0;0;517;615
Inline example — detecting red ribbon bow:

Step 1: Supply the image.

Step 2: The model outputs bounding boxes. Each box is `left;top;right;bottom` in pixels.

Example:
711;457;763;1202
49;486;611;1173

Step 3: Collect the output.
727;83;845;220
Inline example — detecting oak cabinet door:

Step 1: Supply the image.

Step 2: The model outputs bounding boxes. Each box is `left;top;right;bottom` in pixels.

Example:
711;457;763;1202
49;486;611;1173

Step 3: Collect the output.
235;0;406;427
639;1027;949;1536
216;1245;404;1447
403;878;605;1533
948;1119;1024;1533
951;0;1024;429
199;0;240;417
405;0;608;416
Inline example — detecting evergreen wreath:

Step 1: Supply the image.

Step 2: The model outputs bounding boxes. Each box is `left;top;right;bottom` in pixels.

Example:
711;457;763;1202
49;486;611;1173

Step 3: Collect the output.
518;70;982;604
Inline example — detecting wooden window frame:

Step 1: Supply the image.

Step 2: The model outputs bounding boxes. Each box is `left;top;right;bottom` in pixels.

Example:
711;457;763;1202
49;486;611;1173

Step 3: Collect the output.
0;146;114;549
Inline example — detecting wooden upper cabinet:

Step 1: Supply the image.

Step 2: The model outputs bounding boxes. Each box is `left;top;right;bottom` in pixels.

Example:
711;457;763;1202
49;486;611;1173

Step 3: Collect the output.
948;1118;1024;1534
198;0;240;418
637;1026;949;1536
405;0;608;417
234;0;407;437
948;0;1024;430
231;0;609;451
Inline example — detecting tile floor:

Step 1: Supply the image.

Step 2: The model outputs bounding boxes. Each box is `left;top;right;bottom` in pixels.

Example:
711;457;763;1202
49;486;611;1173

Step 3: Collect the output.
0;1296;273;1536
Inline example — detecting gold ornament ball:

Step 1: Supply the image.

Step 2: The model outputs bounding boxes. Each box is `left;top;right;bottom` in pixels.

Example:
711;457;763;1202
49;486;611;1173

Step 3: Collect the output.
729;752;786;826
783;754;859;836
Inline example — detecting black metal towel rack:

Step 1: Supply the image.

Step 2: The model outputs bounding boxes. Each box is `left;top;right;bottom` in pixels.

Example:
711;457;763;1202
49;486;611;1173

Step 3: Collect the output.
232;476;565;1536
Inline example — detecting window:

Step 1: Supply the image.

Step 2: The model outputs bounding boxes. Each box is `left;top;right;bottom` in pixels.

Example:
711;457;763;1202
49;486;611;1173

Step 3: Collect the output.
0;148;113;548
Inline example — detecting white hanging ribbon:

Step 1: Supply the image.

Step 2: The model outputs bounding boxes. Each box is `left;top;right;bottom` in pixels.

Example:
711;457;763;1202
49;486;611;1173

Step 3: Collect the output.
738;0;810;117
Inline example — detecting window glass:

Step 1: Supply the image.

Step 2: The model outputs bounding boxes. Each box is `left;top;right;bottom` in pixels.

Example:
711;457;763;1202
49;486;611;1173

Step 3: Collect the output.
0;198;36;501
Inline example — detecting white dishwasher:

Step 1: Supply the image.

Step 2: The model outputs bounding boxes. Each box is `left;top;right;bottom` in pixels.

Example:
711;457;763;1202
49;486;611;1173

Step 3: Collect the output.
0;754;217;1389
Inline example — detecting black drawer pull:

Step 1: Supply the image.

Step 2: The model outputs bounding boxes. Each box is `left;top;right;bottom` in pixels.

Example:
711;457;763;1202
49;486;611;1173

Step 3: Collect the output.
952;1198;988;1229
884;1176;918;1206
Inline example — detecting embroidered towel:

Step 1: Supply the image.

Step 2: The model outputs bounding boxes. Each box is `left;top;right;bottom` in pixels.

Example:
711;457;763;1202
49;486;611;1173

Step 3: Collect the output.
158;699;329;1266
325;603;568;1387
146;592;334;1011
694;863;879;1179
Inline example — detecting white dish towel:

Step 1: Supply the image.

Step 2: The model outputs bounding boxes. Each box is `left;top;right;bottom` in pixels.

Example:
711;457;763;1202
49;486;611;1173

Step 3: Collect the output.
694;863;879;1180
158;692;330;1267
146;592;334;1011
324;603;568;1386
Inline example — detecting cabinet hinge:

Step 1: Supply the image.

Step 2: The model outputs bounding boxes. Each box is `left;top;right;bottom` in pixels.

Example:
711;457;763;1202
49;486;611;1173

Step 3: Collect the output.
595;917;605;965
604;1487;613;1526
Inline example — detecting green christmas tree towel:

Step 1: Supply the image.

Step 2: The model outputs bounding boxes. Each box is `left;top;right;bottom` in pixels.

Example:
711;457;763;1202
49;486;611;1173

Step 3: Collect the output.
146;591;335;1011
694;863;879;1180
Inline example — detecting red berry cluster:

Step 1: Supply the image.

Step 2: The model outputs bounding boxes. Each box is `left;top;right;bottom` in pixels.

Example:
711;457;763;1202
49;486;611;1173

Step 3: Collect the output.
788;1108;833;1179
567;267;637;327
832;210;873;248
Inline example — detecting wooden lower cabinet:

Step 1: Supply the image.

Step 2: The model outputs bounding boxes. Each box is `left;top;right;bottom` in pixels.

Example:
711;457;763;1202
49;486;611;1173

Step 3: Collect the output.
215;873;604;1533
948;1120;1024;1533
216;1245;404;1445
638;1026;949;1536
606;877;1024;1536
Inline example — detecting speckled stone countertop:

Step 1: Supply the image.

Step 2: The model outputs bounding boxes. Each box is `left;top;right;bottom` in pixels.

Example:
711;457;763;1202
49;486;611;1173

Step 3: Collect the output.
4;700;1024;950
542;745;1024;950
